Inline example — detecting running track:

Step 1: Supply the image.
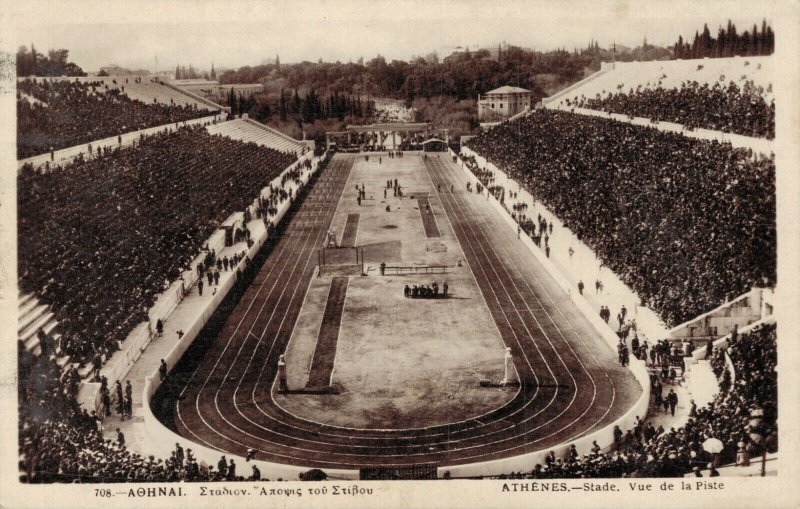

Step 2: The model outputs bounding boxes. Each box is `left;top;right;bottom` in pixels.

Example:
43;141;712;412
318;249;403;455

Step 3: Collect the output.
167;153;640;470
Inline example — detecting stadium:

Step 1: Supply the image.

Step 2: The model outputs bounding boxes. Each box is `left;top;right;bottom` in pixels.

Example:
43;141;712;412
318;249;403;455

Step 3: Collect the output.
14;17;780;485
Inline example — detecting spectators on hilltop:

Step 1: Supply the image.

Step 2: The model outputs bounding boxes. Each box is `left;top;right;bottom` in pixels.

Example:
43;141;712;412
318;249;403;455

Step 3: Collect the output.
465;109;775;327
18;125;297;366
17;78;217;159
565;80;774;139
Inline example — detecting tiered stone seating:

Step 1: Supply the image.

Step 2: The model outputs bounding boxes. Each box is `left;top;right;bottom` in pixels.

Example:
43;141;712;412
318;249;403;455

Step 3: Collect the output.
17;291;62;361
206;118;303;155
547;56;774;108
18;125;296;372
21;76;219;111
17;78;216;158
465;109;775;327
111;80;220;110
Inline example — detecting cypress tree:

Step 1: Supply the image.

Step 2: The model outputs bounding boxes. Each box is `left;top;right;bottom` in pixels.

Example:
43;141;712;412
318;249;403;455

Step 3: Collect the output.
753;24;760;55
675;35;684;59
279;88;287;122
31;44;38;74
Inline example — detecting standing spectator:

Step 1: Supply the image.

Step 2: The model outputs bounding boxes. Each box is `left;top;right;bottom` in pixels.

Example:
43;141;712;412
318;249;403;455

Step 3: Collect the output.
667;389;678;416
217;456;228;478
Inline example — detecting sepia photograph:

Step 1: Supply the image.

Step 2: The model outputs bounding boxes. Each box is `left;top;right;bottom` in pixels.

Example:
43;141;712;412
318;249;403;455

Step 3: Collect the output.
0;1;798;508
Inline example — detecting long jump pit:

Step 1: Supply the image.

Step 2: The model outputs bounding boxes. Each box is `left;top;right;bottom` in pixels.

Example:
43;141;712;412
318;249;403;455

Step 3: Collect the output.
274;154;517;429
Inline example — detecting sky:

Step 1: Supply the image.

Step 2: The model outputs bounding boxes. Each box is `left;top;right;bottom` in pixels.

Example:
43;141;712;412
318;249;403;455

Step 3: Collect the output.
2;0;779;72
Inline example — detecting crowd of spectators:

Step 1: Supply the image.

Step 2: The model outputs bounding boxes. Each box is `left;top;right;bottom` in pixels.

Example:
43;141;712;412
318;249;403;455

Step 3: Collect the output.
17;78;216;158
465;109;775;327
564;80;774;139
18;351;278;482
18;125;297;366
478;323;777;479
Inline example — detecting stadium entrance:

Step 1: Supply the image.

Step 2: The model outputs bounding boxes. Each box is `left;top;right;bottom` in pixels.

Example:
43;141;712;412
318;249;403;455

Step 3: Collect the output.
325;122;449;151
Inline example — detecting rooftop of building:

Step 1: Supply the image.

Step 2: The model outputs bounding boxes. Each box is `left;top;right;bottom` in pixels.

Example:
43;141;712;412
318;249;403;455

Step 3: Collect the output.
484;85;531;95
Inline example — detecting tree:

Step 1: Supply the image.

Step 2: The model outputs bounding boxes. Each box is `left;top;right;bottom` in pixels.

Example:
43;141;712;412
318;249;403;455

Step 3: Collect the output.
716;27;726;58
17;45;32;76
292;88;301;117
673;20;771;59
762;20;774;55
210;63;216;80
228;88;237;115
279;88;287;122
674;35;684;59
18;45;84;76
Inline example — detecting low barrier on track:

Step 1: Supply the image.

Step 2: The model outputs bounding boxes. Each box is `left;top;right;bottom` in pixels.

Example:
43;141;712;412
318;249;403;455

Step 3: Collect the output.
381;265;448;275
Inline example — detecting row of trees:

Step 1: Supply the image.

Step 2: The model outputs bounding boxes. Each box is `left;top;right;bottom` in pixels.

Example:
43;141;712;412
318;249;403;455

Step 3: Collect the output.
280;89;372;123
227;87;372;125
673;20;774;59
16;45;85;77
174;63;217;80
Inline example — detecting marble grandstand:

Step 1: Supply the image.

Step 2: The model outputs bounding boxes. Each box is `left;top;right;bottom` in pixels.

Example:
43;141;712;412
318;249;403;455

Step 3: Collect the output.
544;55;773;107
205;117;309;155
21;75;224;111
15;50;780;483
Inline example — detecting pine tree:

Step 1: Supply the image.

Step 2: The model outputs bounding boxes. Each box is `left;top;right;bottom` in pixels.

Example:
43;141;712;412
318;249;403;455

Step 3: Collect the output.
275;53;280;68
210;63;216;80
